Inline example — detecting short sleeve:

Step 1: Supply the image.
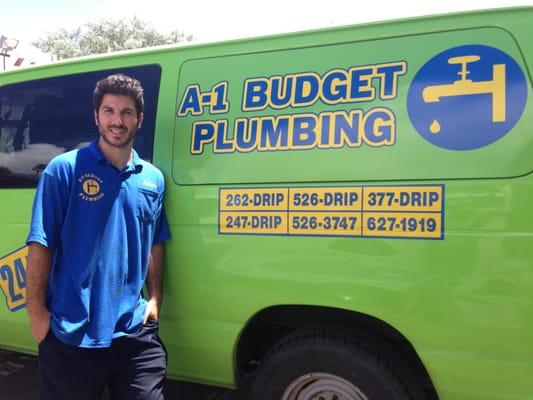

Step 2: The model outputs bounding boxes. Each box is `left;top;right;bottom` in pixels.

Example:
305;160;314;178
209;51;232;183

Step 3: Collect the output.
26;171;69;249
153;207;171;244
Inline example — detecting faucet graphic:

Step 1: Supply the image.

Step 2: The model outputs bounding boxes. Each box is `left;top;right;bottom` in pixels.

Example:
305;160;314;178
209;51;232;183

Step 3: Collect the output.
422;55;506;133
84;180;100;195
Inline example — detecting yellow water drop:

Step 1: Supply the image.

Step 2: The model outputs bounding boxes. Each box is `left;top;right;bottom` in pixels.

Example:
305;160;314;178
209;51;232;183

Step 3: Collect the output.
429;120;441;134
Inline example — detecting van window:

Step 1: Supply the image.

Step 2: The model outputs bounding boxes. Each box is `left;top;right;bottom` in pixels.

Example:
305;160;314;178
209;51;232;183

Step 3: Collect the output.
0;64;161;188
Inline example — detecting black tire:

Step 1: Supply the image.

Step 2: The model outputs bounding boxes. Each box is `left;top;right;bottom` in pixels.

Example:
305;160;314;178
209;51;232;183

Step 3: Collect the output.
248;328;425;400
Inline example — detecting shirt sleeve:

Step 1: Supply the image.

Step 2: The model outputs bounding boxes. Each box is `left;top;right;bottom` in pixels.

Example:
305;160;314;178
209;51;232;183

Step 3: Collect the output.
153;206;171;245
26;171;69;250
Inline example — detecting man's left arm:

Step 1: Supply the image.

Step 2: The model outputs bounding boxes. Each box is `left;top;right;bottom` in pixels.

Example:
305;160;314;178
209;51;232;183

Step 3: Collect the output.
144;243;164;323
144;177;171;324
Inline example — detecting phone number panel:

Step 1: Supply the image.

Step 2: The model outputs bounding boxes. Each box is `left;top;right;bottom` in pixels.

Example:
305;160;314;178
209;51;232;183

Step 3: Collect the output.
220;188;288;211
362;213;443;239
289;212;361;236
289;188;362;211
219;185;444;239
220;212;288;234
363;186;443;212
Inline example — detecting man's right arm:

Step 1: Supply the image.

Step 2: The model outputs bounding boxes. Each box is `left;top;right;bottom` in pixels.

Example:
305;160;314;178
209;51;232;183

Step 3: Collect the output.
26;242;52;343
26;163;70;343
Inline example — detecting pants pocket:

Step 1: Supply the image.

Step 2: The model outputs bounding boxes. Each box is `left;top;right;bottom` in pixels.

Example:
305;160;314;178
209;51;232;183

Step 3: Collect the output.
38;328;53;347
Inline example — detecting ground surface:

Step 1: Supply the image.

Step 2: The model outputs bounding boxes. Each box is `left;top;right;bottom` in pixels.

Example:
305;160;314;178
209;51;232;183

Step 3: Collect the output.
0;348;246;399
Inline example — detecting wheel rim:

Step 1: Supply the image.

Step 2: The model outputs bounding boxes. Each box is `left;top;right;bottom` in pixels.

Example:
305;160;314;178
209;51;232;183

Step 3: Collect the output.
281;372;369;400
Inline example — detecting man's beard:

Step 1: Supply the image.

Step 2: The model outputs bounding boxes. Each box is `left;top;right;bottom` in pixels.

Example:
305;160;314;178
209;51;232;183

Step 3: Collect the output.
99;125;136;148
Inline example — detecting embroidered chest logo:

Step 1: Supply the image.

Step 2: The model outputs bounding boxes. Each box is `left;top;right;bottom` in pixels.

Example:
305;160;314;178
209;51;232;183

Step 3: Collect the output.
142;179;157;190
79;173;104;202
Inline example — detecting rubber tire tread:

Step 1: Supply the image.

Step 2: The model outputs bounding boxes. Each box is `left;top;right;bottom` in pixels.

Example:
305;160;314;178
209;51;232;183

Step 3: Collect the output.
248;327;426;400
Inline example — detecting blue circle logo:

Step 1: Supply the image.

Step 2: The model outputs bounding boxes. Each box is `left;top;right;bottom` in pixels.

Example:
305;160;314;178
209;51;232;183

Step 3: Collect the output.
407;45;527;150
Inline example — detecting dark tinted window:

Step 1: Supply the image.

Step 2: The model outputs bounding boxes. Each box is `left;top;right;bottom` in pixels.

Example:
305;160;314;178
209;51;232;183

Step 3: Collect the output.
0;64;161;188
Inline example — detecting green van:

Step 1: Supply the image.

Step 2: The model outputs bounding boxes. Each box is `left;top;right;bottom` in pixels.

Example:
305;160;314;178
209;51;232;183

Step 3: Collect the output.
1;7;532;400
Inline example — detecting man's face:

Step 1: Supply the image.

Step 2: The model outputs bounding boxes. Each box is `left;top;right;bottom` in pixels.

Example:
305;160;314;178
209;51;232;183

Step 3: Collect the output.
94;94;143;149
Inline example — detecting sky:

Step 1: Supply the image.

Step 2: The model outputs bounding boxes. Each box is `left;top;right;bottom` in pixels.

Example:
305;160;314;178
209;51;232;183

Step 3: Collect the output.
1;0;530;65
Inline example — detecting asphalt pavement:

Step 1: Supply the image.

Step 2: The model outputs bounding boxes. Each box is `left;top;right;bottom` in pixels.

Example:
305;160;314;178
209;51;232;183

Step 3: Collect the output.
0;348;245;399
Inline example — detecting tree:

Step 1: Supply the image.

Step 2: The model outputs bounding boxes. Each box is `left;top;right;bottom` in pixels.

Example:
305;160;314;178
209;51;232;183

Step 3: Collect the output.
33;17;193;60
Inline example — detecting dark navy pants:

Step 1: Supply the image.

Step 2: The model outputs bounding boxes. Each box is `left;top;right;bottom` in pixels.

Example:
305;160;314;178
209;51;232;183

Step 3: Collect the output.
38;320;167;400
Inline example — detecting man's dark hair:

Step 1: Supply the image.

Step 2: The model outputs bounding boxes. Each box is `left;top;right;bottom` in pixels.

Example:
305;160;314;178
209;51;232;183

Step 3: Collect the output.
93;74;144;115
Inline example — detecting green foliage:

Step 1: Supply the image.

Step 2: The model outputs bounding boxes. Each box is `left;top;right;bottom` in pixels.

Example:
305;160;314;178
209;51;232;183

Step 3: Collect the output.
32;17;193;60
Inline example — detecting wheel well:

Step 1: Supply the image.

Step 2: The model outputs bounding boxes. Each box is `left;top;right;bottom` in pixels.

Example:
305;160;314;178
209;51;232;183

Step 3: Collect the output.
235;305;439;400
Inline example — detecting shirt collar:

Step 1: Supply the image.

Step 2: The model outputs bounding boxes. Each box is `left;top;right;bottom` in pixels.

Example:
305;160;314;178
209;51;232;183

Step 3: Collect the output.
88;140;143;174
88;140;106;163
127;148;143;174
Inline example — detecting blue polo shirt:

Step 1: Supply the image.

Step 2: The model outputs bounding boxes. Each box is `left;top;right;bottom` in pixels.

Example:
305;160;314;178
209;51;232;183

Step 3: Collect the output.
27;140;171;348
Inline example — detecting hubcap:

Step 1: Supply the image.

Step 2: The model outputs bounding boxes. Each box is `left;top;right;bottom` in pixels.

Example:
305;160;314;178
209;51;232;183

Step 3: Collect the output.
281;373;368;400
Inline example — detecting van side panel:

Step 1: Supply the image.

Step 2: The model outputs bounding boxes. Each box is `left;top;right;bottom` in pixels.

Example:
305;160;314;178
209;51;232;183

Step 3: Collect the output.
166;8;533;399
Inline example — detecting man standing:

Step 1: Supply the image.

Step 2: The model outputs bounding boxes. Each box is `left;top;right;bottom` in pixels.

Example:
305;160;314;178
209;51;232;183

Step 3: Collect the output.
26;74;171;400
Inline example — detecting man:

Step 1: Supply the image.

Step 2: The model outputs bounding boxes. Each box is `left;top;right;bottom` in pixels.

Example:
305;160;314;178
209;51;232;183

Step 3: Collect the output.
26;74;171;400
